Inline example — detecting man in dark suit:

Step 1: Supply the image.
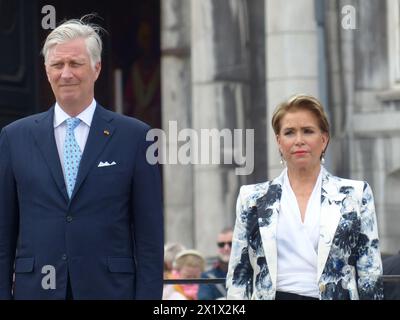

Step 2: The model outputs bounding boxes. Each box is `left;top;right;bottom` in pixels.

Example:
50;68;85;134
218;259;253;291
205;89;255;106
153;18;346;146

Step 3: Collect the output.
383;252;400;300
0;17;164;299
198;228;233;300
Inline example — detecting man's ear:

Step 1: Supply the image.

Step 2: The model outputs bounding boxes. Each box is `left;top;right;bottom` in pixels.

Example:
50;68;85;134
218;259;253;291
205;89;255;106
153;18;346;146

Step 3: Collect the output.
94;61;102;80
45;64;51;82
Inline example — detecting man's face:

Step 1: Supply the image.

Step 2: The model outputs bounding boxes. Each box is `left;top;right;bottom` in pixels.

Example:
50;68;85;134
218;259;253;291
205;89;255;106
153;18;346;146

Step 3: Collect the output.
217;231;233;263
45;37;101;111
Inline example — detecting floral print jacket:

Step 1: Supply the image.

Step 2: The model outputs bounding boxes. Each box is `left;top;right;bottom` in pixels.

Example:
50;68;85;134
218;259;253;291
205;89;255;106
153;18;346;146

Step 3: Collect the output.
226;167;383;300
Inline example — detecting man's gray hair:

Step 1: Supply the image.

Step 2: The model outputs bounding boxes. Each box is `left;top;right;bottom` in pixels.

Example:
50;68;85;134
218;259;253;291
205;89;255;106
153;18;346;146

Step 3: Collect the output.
42;15;105;69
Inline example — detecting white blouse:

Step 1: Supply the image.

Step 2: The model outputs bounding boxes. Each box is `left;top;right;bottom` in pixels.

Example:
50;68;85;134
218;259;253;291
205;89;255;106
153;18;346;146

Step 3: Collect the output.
276;167;322;298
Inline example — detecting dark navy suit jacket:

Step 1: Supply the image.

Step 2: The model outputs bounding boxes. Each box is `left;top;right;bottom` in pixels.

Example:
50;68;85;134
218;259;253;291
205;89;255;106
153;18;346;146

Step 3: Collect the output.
0;104;164;299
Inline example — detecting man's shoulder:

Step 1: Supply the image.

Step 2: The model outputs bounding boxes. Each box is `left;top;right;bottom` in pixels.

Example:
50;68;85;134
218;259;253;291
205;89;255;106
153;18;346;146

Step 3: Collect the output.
383;254;400;274
2;110;50;133
202;268;217;277
202;265;225;278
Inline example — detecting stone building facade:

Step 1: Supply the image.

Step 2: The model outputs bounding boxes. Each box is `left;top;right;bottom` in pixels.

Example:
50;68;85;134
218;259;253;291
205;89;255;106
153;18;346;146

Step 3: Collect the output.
161;0;400;257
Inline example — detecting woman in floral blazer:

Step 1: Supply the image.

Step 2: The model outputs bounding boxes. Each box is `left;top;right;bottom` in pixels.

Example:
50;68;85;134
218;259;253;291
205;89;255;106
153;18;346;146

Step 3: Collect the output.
226;95;383;300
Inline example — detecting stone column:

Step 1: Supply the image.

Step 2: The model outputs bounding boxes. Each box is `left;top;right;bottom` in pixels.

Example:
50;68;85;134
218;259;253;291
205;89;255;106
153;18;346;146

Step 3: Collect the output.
191;0;250;257
161;0;194;248
351;0;396;253
266;0;320;178
246;0;267;184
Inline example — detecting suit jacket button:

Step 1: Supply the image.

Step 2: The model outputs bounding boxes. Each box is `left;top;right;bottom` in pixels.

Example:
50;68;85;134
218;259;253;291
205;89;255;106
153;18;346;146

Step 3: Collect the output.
66;216;73;222
319;283;326;293
62;254;67;261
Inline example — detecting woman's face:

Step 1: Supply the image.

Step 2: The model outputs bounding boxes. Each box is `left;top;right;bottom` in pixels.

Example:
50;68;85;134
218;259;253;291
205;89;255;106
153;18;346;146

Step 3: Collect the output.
277;109;328;171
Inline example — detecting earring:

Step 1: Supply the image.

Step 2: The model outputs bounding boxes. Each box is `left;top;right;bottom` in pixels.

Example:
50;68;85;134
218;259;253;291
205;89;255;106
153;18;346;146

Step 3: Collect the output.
280;152;285;166
321;152;325;165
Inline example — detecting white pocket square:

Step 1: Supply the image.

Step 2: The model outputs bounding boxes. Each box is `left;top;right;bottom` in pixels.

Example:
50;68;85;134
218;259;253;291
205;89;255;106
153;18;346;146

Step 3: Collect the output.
98;161;117;167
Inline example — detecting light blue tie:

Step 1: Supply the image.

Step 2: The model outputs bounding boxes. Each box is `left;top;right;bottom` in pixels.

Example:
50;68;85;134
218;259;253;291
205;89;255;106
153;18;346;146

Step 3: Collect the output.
64;118;82;198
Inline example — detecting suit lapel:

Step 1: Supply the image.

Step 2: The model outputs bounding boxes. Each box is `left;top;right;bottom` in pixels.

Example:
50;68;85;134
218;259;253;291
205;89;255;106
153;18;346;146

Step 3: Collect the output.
31;106;69;203
257;171;284;290
70;105;115;201
317;168;345;281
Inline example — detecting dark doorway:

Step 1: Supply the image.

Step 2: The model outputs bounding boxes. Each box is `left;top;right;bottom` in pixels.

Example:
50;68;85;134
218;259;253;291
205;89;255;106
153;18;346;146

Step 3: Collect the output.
0;0;40;128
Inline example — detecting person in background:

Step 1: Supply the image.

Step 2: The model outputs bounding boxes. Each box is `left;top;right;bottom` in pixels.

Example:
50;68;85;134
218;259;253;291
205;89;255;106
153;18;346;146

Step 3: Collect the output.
162;242;187;300
227;94;383;300
164;242;186;279
124;20;161;129
164;249;205;300
198;227;233;300
383;251;400;299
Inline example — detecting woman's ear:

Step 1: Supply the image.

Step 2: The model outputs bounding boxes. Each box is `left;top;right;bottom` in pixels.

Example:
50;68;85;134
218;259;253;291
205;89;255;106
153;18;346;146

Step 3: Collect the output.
276;134;281;145
322;132;329;151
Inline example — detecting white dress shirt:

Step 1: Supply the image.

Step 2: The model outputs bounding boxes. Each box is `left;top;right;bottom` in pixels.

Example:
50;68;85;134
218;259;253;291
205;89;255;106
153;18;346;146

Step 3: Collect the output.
276;167;322;298
53;99;97;183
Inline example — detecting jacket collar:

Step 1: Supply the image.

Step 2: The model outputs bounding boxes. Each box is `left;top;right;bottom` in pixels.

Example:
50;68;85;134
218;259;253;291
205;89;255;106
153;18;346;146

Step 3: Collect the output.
255;166;345;288
317;169;346;280
256;170;285;290
69;104;115;202
31;104;116;204
32;106;68;202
